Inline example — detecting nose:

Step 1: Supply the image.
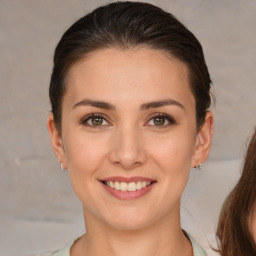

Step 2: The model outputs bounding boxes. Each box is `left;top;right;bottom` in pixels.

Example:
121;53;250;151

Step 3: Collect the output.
108;126;147;170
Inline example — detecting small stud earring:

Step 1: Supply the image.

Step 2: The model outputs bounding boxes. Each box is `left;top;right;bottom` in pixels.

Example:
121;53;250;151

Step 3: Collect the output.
60;162;64;170
194;163;202;170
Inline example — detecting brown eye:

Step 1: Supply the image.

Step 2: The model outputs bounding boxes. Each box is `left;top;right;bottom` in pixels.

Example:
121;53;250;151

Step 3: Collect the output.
82;114;110;127
147;114;176;127
91;116;103;126
153;116;166;126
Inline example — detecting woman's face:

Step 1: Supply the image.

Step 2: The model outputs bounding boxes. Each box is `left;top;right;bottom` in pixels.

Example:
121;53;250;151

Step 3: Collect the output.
48;47;213;230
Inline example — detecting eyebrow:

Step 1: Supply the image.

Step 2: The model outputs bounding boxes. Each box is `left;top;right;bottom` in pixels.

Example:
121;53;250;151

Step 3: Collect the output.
72;99;115;110
72;98;184;111
140;99;185;110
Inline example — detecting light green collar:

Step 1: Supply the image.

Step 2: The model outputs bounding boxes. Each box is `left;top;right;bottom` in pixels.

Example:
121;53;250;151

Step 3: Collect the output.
52;232;208;256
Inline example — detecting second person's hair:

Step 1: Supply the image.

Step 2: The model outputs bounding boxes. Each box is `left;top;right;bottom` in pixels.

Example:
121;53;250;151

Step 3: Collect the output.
216;129;256;256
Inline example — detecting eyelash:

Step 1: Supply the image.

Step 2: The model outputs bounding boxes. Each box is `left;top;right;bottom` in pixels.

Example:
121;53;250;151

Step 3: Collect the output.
81;113;111;127
146;113;176;128
80;113;176;128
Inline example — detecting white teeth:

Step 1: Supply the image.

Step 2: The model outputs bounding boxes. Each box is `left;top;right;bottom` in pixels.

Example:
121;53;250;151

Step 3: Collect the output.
128;182;136;192
120;182;128;191
105;180;152;191
110;181;115;188
114;181;120;190
136;181;142;190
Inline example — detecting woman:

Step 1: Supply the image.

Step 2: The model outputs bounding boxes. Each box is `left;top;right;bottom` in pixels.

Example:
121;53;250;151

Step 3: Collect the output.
216;129;256;255
47;2;214;256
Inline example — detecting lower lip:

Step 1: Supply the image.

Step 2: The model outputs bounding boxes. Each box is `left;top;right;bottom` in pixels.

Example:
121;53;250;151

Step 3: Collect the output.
102;182;156;200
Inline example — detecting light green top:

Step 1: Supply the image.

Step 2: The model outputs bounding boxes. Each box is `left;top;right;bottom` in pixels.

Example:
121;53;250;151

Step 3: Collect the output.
52;232;207;256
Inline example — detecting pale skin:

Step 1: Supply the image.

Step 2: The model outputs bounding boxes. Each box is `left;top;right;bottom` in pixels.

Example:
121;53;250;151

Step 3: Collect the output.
48;47;213;256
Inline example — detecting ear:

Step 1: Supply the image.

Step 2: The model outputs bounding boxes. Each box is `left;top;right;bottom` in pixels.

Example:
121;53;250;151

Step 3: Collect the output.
47;112;67;169
191;111;214;167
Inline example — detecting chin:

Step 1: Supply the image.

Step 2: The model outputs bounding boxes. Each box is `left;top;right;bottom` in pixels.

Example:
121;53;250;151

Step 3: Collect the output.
102;209;157;231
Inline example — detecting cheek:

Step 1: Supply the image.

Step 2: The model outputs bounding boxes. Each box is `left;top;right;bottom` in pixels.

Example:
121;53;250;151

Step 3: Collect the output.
147;130;196;197
147;130;196;169
64;131;109;175
63;132;110;205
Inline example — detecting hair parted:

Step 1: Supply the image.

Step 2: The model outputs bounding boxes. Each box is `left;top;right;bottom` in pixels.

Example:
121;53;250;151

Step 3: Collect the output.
49;1;213;133
216;128;256;256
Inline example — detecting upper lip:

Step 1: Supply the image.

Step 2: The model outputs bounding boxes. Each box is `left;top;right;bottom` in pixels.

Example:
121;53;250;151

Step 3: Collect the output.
100;176;156;183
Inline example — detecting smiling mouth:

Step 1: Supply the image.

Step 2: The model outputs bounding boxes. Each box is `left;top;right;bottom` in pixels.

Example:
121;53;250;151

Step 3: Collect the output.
102;180;154;192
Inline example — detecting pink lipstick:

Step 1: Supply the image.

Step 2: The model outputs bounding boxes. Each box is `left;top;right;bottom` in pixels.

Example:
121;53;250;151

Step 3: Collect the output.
100;176;156;200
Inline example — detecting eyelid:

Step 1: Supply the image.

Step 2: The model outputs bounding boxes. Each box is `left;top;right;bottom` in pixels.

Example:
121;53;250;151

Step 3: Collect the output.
81;113;112;126
145;113;176;127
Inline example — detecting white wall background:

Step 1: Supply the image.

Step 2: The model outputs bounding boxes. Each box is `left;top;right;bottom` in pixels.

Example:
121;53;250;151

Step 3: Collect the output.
0;0;255;255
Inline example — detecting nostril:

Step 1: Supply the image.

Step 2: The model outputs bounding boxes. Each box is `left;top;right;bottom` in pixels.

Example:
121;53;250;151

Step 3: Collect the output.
108;132;147;168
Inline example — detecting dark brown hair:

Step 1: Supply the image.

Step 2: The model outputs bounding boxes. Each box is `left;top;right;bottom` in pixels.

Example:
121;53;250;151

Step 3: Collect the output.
216;129;256;255
49;1;213;132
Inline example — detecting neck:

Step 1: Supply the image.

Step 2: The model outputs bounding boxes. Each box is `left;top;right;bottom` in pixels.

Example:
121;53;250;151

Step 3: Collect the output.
71;205;193;256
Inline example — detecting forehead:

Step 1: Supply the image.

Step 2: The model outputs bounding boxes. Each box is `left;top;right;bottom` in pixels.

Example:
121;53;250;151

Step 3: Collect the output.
65;47;194;106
